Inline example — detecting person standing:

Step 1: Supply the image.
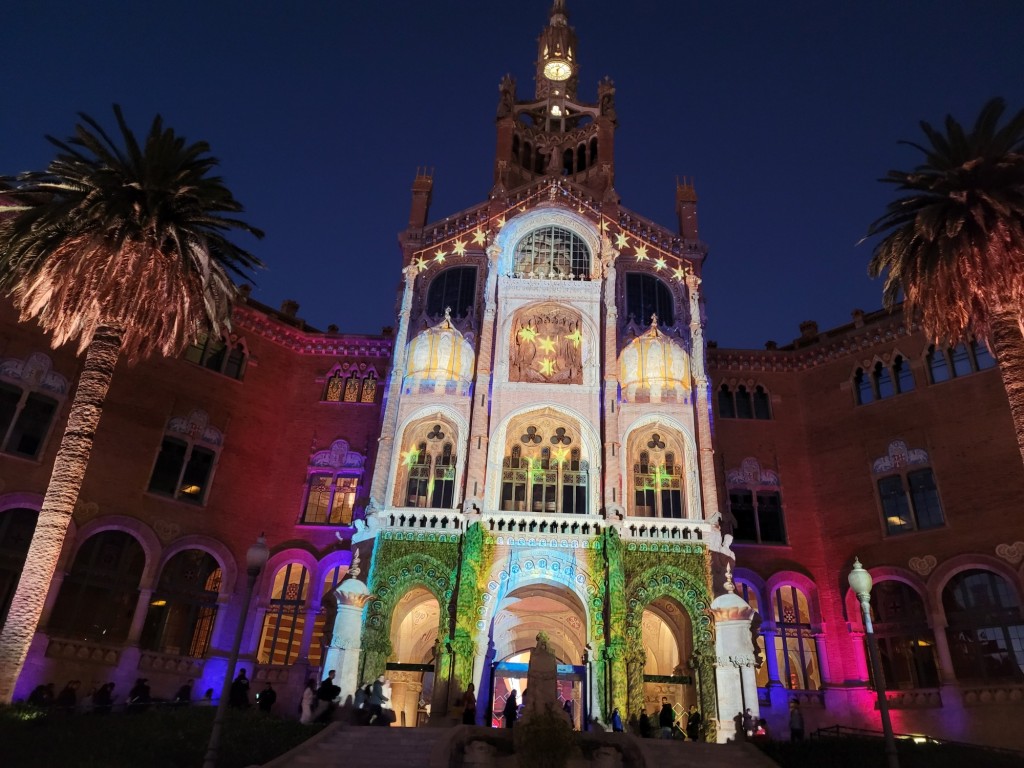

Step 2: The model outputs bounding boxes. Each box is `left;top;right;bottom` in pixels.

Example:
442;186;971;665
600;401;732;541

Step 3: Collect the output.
503;690;518;728
611;707;623;732
461;683;477;725
658;697;674;739
686;704;702;742
128;678;151;713
257;682;277;714
741;708;755;738
299;679;318;725
173;679;193;706
91;682;115;714
229;669;250;708
789;699;805;741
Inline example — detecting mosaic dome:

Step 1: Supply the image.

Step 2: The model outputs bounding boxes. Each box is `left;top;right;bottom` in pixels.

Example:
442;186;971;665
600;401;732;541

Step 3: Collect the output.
618;319;690;402
405;310;475;385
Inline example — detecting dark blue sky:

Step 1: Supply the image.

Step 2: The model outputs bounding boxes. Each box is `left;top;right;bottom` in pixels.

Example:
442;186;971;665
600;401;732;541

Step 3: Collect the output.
5;1;1023;349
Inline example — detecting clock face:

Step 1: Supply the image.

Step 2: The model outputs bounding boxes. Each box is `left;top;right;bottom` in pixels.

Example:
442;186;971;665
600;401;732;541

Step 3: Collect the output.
544;60;572;82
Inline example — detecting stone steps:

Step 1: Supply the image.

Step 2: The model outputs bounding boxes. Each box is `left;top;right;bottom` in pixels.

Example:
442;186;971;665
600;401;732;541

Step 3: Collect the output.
260;724;780;768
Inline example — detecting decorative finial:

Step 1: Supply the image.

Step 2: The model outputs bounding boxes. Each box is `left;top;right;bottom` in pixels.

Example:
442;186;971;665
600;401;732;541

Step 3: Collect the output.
724;562;736;594
347;548;362;579
650;313;659;329
443;306;452;324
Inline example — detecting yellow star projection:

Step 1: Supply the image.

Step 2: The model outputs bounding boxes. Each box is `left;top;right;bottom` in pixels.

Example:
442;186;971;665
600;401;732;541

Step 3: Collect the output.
552;446;570;464
537;335;557;353
408;180;698;287
401;447;421;467
566;329;582;348
538;358;556;376
518;326;538;342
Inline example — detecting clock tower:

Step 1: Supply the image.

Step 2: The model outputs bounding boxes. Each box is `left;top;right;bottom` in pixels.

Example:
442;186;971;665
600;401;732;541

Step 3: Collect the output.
493;0;617;198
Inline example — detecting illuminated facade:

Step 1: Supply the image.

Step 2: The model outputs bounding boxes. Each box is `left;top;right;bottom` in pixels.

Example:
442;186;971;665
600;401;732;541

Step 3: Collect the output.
2;0;1022;750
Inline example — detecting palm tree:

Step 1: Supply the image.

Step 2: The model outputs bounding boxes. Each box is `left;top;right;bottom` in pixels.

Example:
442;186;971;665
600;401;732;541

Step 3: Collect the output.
0;106;263;702
867;97;1024;463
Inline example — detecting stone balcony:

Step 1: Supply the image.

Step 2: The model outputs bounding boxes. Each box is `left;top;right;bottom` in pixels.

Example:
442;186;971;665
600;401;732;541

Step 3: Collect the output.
46;637;122;666
377;507;719;548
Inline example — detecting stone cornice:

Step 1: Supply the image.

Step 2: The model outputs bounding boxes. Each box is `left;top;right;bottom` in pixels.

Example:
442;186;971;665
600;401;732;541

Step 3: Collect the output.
709;314;919;374
233;304;393;358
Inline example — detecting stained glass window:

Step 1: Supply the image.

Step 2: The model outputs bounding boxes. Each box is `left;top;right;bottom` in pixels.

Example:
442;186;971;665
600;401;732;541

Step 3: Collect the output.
513;226;591;279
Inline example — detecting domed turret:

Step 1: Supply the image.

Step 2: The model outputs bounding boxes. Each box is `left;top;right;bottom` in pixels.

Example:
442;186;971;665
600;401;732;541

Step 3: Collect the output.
618;316;691;402
405;308;475;394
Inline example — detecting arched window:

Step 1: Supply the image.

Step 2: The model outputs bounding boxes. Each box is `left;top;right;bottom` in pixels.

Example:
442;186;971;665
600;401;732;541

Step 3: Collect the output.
943;569;1024;682
323;371;344;402
395;423;459;509
868;580;938;689
513;226;591;280
327;369;379;404
624;273;675;327
500;424;589;514
874;361;894;399
0;508;39;628
148;411;222;505
184;332;247;380
301;439;365;525
308;565;347;668
140;550;221;658
49;531;145;643
0;353;67;460
735;580;769;688
927;341;994;383
735;385;753;419
258;562;310;666
753;386;771;419
771;585;820;690
872;442;944;535
632;440;683;518
426;266;477;319
854;368;874;405
893;355;915;393
718;384;735;419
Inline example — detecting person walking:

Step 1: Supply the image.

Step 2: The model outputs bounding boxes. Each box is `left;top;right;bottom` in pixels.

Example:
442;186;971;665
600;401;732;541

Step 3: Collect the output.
317;670;341;722
369;674;389;725
299;679;319;724
611;708;623;732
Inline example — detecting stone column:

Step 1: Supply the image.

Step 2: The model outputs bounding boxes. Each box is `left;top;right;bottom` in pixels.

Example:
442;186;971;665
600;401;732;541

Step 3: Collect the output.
711;566;756;743
125;588;154;645
813;631;831;687
464;245;501;507
687;274;721;521
324;580;374;702
928;612;957;684
370;265;419;509
601;246;623;514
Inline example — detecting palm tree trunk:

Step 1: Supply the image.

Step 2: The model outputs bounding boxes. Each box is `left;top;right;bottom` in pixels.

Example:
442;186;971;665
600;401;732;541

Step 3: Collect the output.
0;325;122;703
987;308;1024;467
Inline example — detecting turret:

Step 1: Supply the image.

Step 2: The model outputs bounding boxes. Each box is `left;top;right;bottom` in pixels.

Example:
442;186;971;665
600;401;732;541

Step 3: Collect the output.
676;177;699;241
408;168;433;229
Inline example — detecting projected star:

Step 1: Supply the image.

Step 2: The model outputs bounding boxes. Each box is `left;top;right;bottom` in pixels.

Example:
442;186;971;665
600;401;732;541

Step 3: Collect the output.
614;232;630;249
654;256;666;271
537;335;557;353
518;326;538;342
634;245;649;262
472;228;487;245
672;267;687;281
434;249;446;263
538;358;556;376
566;329;583;348
414;257;428;272
452;239;467;256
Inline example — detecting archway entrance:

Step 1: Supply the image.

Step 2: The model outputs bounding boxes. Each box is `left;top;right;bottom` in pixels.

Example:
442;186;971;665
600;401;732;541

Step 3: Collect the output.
487;582;589;728
386;587;439;727
641;597;696;729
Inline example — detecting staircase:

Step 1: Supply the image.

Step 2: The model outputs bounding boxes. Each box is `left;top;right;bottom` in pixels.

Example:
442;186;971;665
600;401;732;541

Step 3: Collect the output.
260;724;451;768
260;725;779;768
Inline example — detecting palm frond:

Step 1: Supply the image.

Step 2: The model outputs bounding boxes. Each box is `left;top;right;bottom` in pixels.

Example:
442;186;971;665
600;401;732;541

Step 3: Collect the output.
0;106;264;363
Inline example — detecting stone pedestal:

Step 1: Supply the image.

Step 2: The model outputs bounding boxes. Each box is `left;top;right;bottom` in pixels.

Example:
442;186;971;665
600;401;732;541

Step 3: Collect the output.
326;578;374;701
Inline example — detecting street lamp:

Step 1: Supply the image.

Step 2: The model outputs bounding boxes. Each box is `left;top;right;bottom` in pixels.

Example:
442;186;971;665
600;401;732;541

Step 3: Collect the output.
203;534;270;768
848;557;899;768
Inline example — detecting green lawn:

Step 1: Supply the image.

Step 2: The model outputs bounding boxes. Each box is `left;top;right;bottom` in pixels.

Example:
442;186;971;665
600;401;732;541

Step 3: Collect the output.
1;705;324;768
754;736;1023;768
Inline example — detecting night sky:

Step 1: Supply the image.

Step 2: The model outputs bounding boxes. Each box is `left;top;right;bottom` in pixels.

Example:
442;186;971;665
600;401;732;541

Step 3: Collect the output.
4;1;1024;349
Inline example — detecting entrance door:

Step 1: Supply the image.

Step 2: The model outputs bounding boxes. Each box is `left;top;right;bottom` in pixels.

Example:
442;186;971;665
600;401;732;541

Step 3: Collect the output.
490;653;587;729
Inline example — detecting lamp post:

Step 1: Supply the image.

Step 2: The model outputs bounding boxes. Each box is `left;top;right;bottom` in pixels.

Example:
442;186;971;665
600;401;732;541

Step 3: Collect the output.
203;535;270;768
848;557;899;768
